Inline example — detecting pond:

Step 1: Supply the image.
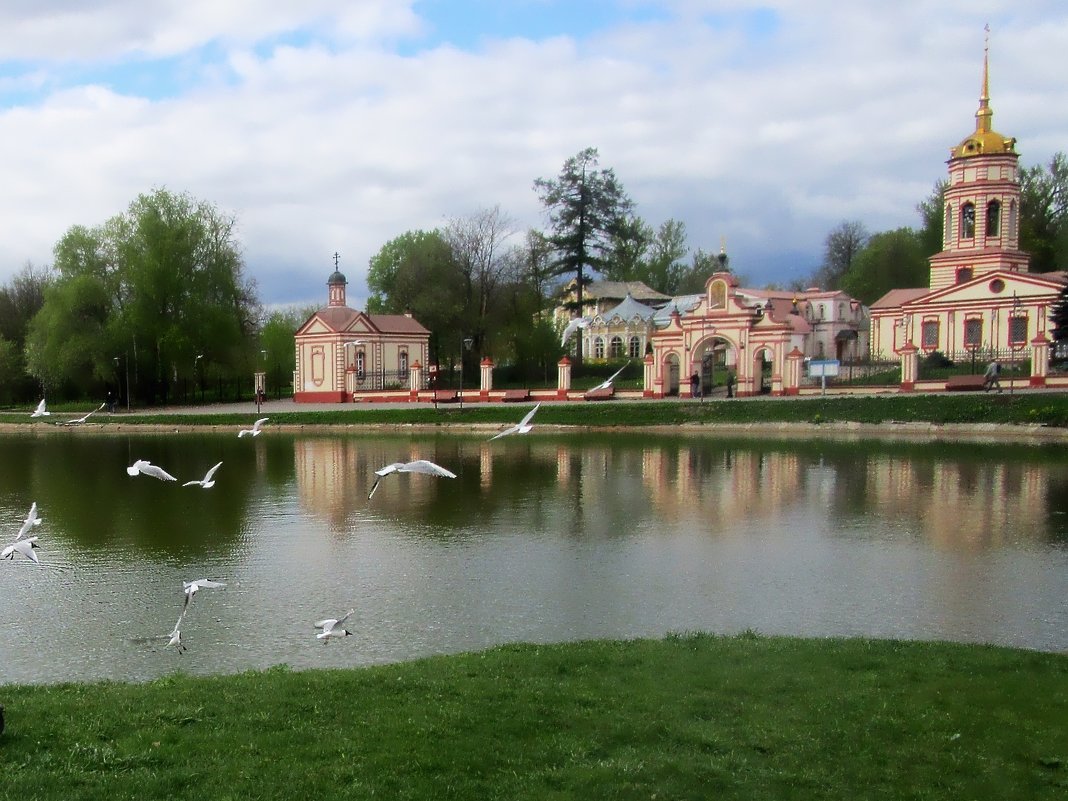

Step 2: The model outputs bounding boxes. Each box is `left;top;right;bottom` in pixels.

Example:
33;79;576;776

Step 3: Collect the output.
1;429;1066;685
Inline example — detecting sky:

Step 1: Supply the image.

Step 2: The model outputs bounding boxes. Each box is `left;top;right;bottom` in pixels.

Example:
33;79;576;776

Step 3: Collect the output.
0;1;1065;311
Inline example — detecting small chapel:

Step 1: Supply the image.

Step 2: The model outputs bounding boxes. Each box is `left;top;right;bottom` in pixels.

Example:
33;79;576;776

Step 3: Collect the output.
868;38;1066;384
293;258;430;403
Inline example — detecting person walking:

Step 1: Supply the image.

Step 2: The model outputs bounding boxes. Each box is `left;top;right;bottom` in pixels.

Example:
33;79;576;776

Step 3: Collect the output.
983;359;1002;392
690;371;701;399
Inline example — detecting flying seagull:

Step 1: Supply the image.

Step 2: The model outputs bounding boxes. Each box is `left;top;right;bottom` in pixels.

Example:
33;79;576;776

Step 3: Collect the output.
591;364;628;392
16;502;43;540
238;417;269;438
126;459;177;482
59;403;106;425
182;579;227;608
2;536;40;565
183;462;223;488
314;609;354;642
560;316;591;346
368;459;457;499
30;399;49;418
489;404;541;441
167;609;187;654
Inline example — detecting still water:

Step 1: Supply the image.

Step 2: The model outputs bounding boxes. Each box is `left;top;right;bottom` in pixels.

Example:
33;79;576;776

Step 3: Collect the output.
1;429;1066;685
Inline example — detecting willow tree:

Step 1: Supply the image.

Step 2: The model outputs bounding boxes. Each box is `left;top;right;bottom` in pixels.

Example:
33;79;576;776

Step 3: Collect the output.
26;188;259;404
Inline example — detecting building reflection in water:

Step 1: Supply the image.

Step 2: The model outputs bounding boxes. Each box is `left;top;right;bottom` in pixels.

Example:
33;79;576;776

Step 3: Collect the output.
291;434;1065;548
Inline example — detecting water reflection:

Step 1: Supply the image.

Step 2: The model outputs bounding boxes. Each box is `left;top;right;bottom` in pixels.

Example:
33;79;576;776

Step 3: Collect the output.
0;431;1065;686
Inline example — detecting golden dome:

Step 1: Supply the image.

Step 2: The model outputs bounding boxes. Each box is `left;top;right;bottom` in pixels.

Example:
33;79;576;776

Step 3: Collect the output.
951;32;1016;159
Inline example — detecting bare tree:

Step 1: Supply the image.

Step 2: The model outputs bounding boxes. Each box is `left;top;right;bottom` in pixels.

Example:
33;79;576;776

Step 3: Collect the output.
444;205;521;356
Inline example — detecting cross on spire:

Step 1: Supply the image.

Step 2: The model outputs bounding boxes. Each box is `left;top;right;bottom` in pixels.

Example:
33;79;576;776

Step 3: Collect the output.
333;251;341;269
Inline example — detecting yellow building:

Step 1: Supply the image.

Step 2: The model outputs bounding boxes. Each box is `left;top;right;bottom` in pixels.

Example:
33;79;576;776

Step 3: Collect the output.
294;267;430;402
870;44;1066;382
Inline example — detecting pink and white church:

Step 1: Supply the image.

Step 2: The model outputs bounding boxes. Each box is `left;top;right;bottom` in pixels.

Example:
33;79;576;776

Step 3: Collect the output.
868;43;1066;386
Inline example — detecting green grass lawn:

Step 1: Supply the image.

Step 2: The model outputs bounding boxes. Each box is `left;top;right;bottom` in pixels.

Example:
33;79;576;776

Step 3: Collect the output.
3;393;1068;428
1;635;1065;800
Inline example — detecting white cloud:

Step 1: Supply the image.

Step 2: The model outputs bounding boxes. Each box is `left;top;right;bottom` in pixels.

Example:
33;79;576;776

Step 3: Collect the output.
0;1;1065;306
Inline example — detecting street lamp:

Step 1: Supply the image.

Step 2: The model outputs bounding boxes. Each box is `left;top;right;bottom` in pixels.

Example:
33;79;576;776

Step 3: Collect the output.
256;350;267;413
1010;293;1023;395
194;354;203;404
459;335;473;411
113;354;130;412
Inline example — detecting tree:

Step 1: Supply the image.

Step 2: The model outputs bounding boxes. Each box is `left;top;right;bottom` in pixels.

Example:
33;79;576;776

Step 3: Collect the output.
365;229;465;367
534;147;634;363
813;221;869;290
444;205;520;361
0;336;18;404
0;262;53;403
25;188;258;405
258;306;309;398
841;228;929;305
1020;152;1068;273
916;180;947;259
602;215;653;283
644;219;689;294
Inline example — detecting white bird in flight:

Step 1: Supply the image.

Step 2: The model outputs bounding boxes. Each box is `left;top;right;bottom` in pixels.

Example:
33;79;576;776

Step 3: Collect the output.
238;417;269;438
489;404;541;441
182;579;227;608
126;459;177;482
30;399;49;418
2;536;40;565
314;609;354;642
368;459;457;499
560;316;591;346
183;462;223;488
167;609;187;654
591;363;628;391
60;403;105;425
16;502;43;540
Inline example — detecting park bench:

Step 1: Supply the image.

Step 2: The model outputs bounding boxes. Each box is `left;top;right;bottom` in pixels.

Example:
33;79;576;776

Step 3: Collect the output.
584;386;615;401
502;389;530;402
944;375;987;392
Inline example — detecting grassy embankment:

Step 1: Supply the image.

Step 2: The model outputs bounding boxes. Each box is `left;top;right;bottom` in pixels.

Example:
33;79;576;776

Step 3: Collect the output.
1;635;1065;800
2;392;1068;429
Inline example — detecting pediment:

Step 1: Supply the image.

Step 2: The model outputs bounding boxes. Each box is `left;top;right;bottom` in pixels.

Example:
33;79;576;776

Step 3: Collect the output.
343;313;378;335
904;271;1064;308
296;316;332;336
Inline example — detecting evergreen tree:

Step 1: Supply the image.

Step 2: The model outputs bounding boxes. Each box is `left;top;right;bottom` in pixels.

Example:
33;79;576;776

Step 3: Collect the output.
534;147;633;363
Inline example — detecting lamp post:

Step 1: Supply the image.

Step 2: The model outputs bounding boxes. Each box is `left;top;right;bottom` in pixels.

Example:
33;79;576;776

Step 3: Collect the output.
256;350;267;413
459;335;473;411
113;354;131;412
1010;293;1022;395
194;354;203;404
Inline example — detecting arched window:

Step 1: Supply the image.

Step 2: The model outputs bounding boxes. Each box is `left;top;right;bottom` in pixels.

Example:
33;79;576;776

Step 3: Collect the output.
986;200;1001;237
628;336;641;358
961;202;975;238
956;267;973;284
594;337;605;359
399;349;408;375
355;351;366;378
609;336;624;358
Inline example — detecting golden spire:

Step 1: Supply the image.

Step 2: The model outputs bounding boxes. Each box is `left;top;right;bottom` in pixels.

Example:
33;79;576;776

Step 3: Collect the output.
951;24;1015;159
976;24;992;134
